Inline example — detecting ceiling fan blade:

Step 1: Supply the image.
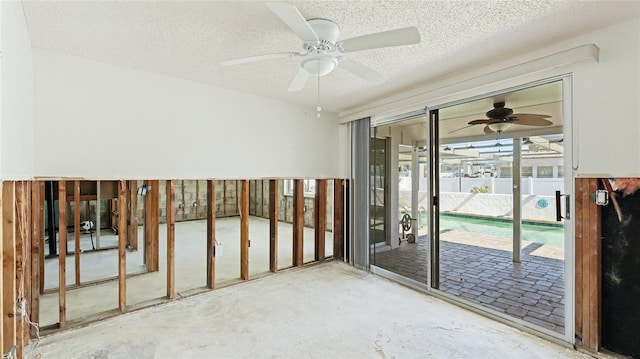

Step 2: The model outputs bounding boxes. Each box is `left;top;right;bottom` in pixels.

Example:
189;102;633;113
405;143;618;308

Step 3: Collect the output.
339;26;420;53
266;2;318;42
468;119;490;125
220;52;301;66
484;126;495;134
288;67;311;92
338;58;385;84
448;124;474;134
511;114;553;126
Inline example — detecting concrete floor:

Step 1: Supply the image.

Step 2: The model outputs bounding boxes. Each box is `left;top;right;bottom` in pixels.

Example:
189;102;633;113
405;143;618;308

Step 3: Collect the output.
31;261;587;359
39;217;333;327
373;230;565;334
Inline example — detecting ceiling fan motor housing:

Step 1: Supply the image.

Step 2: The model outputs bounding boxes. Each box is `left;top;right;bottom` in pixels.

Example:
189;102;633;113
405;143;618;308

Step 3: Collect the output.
486;102;513;120
307;18;340;44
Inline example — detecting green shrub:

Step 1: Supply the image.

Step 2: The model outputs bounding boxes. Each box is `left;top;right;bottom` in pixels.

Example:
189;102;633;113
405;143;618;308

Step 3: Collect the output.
470;185;490;193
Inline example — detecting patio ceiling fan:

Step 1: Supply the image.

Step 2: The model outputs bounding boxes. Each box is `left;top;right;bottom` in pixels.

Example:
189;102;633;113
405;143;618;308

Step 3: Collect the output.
450;102;553;134
220;2;421;92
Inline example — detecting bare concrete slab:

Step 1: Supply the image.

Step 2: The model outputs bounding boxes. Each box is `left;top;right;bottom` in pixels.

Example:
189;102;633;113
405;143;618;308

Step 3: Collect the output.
32;261;587;359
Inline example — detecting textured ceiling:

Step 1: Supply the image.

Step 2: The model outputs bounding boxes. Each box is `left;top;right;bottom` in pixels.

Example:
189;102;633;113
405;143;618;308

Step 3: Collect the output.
22;1;640;113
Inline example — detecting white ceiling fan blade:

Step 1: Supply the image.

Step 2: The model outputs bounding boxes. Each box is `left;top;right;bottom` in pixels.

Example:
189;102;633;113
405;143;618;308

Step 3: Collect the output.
339;26;420;52
339;58;385;84
266;2;318;43
288;67;311;92
220;52;300;66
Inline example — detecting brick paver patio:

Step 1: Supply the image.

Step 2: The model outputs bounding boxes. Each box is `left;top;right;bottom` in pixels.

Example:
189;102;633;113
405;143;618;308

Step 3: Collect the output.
372;230;565;334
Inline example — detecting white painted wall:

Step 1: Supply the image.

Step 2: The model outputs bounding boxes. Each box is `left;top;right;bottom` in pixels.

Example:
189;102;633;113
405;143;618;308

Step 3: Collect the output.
1;1;34;179
33;49;342;179
341;18;640;177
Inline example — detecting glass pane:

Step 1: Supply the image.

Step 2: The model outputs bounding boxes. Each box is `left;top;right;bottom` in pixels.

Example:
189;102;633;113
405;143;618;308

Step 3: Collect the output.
435;80;566;335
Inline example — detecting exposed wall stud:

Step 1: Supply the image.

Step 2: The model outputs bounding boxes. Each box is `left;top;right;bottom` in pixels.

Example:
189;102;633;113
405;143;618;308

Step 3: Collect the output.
128;180;138;250
30;181;41;334
74;180;81;285
333;179;344;260
292;179;304;266
269;179;278;272
166;180;175;299
314;179;327;261
240;180;249;280
144;180;160;272
58;180;67;329
206;180;216;288
2;182;17;352
118;180;127;312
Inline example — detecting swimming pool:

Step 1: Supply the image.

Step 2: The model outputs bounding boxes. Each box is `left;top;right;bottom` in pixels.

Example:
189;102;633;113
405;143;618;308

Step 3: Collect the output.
439;213;565;246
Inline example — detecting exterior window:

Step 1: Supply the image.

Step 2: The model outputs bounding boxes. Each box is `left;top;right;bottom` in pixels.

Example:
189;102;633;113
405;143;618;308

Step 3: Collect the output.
558;166;564;178
522;166;533;177
537;166;553;178
284;179;315;197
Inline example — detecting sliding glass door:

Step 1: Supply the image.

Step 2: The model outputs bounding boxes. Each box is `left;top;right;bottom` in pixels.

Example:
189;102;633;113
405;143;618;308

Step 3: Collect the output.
429;80;570;337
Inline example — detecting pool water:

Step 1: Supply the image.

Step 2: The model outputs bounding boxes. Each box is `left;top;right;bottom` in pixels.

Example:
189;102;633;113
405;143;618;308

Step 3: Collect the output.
439;214;565;246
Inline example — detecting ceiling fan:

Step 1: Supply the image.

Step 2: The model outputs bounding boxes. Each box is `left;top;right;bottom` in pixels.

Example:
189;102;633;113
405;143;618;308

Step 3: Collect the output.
450;102;553;134
220;2;421;92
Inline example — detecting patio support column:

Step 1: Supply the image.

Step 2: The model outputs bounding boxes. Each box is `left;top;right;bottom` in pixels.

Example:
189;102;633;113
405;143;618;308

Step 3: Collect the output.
513;137;522;263
411;145;419;239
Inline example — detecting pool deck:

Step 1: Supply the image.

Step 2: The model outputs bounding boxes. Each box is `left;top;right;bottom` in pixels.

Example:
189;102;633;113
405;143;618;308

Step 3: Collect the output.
372;230;565;334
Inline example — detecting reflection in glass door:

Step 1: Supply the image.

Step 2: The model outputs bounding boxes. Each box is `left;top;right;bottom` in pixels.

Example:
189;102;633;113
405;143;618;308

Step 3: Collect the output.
369;117;429;283
430;80;568;337
370;135;388;252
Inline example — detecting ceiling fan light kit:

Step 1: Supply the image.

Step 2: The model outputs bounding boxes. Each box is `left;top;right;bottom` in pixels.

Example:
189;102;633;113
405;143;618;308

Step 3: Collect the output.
220;2;421;92
487;122;511;133
301;55;337;76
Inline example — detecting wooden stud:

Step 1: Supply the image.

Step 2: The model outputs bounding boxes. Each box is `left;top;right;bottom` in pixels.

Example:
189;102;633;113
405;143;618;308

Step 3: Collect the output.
240;180;249;280
206;180;216;289
575;178;584;341
14;182;26;355
333;179;344;260
166;180;175;299
58;180;67;329
292;179;304;266
314;179;327;261
118;180;127;312
180;180;186;221
2;182;16;353
30;181;41;335
39;182;45;294
223;180;227;216
128;180;138;251
261;180;265;217
74;180;81;285
582;179;591;348
195;180;200;219
21;182;32;346
144;180;160;272
588;179;601;351
269;180;278;272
